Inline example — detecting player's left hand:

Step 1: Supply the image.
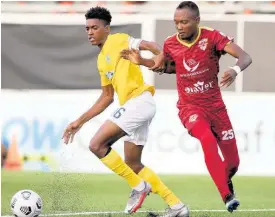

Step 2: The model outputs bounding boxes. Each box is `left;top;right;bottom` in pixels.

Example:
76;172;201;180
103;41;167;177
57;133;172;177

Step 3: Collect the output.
220;69;237;88
62;120;83;144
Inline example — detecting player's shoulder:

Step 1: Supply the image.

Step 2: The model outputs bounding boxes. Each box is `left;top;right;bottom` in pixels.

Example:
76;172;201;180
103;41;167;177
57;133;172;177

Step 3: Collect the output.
164;33;177;44
200;26;233;42
200;26;215;32
109;33;129;42
200;26;225;43
200;26;218;36
200;26;228;38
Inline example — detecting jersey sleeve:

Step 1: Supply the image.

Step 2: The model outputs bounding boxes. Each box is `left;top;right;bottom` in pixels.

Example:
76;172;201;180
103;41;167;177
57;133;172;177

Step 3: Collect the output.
98;69;112;86
100;75;112;86
128;36;142;50
115;33;142;50
163;40;176;74
213;30;234;52
163;40;174;61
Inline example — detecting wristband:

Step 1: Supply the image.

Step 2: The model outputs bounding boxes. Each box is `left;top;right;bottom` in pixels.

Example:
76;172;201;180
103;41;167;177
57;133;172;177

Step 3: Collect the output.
229;65;242;75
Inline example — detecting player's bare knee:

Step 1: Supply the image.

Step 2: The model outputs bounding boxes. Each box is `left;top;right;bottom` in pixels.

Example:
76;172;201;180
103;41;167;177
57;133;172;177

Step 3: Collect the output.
89;142;100;154
89;140;108;158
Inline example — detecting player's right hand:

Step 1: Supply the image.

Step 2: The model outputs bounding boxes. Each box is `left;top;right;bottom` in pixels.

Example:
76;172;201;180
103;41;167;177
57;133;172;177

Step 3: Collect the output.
62;120;83;144
149;53;165;73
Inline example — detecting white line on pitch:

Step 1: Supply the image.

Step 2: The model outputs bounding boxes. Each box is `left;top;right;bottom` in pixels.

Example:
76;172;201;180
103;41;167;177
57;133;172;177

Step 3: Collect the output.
3;209;275;217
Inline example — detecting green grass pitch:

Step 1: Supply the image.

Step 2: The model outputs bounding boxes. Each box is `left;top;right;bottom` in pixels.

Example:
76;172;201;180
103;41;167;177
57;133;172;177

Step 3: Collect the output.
1;171;275;217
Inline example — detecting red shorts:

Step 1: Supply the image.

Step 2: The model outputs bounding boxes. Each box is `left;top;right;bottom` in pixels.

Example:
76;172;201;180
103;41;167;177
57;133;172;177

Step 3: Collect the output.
178;106;236;145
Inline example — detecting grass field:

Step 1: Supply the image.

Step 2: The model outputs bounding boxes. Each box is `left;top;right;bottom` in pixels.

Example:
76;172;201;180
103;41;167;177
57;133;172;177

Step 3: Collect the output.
1;171;275;217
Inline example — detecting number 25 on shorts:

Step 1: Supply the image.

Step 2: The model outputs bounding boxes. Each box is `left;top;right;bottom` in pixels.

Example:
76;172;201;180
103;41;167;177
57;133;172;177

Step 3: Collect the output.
222;129;235;140
113;108;126;119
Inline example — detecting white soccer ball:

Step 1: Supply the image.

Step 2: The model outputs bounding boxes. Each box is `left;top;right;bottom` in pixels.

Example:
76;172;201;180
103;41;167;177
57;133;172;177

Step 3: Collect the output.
10;190;43;217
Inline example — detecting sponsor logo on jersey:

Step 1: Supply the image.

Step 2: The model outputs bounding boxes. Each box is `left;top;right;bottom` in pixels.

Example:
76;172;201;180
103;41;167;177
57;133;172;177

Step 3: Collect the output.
185;81;214;94
180;68;209;78
183;58;200;72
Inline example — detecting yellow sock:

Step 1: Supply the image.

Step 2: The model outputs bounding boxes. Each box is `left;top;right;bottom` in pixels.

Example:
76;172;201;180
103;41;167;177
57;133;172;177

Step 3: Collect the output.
101;149;143;188
138;167;181;207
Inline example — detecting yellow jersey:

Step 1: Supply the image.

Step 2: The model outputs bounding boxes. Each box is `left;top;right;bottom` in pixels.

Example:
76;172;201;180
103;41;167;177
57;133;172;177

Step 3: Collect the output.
97;33;155;105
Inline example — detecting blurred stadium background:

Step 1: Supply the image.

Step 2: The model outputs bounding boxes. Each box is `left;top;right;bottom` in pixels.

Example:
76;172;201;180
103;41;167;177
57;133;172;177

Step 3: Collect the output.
1;1;275;217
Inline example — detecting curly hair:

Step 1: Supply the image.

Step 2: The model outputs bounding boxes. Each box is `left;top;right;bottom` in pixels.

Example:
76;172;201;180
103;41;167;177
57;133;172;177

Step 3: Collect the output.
85;6;112;25
177;1;200;17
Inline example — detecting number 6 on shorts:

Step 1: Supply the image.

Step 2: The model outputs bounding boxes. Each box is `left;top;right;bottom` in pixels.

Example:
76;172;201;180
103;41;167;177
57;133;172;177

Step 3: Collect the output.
113;108;126;119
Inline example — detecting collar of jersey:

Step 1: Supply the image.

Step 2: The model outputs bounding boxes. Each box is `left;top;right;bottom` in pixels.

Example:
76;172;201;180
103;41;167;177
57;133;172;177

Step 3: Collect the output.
176;27;201;48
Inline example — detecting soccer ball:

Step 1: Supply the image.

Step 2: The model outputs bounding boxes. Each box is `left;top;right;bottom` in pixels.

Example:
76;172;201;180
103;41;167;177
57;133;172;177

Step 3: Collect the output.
10;190;43;217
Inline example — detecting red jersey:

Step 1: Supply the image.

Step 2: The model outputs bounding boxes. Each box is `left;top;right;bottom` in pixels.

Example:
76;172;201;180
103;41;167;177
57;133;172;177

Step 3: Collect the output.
163;26;233;110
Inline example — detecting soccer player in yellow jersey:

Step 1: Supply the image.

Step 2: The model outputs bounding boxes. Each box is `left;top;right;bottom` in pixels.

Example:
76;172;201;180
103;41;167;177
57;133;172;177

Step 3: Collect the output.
62;6;189;217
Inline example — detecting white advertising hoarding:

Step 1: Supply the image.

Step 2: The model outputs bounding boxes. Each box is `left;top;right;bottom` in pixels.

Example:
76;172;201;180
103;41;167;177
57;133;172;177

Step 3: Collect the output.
1;90;275;176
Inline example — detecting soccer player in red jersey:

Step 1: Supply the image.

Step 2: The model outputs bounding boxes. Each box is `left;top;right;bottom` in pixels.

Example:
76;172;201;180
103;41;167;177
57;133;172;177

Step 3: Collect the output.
121;1;252;213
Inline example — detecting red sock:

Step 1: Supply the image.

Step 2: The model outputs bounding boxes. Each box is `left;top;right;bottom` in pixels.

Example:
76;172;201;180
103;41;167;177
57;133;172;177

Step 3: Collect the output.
191;121;231;200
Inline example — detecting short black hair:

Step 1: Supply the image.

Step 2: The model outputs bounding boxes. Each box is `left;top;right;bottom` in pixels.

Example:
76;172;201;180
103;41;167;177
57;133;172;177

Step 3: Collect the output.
177;1;200;17
85;6;112;25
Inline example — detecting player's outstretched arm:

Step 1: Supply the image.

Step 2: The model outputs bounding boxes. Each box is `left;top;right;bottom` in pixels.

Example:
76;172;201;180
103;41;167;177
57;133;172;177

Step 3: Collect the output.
77;84;114;124
121;49;155;68
138;40;176;74
138;40;162;55
62;85;114;144
149;52;176;74
121;50;176;74
220;43;252;87
129;36;162;55
128;36;176;74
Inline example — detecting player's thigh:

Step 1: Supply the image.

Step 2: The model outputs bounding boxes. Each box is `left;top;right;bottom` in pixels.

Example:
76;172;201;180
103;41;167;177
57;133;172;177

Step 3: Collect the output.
179;108;210;139
211;109;239;158
211;109;236;143
90;120;126;148
124;118;151;147
109;91;156;137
